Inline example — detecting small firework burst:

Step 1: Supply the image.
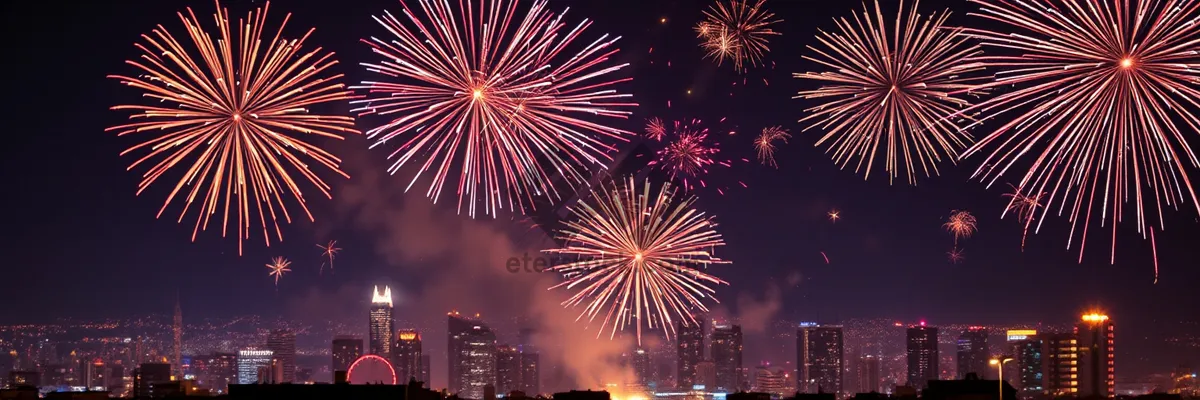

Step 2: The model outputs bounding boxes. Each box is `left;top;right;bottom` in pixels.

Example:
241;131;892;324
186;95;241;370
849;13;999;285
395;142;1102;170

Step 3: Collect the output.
645;118;668;141
754;126;791;168
317;240;341;274
647;119;738;193
947;248;965;264
943;210;978;245
696;0;782;72
266;257;292;286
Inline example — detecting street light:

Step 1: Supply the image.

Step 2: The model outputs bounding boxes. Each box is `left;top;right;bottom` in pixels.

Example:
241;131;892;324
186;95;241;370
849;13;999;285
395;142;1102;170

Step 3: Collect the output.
989;356;1013;400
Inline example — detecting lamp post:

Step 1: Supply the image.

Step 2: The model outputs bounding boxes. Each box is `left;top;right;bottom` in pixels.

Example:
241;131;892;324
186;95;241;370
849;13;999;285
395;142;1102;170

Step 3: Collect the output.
989;356;1013;400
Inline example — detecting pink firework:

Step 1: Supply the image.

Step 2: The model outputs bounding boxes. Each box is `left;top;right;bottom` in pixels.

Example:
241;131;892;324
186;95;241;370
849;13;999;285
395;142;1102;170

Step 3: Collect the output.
353;0;638;217
645;118;667;141
959;0;1200;279
648;119;734;192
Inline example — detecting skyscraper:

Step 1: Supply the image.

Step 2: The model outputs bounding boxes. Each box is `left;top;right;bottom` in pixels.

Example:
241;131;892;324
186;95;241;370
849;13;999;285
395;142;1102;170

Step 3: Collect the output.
1042;332;1078;397
631;348;653;387
1010;332;1044;395
906;324;939;390
331;336;363;374
798;323;844;395
266;329;297;383
200;352;237;394
496;345;521;395
173;295;183;379
677;320;705;388
448;313;497;399
956;328;989;379
236;349;273;384
712;324;744;392
857;354;881;393
394;329;423;383
1077;313;1115;398
420;355;432;387
369;286;395;359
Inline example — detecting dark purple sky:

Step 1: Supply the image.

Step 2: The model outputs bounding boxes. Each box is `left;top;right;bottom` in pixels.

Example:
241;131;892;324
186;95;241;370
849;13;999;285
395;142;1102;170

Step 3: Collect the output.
3;0;1197;339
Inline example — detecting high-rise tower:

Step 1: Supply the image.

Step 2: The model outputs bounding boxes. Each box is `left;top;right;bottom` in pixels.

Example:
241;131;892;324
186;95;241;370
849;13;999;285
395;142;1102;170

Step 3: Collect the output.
712;324;744;391
1077;313;1115;398
394;329;423;383
448;312;497;399
173;294;182;379
798;323;844;396
906;324;939;390
956;328;989;379
676;320;705;388
368;286;395;359
266;329;297;383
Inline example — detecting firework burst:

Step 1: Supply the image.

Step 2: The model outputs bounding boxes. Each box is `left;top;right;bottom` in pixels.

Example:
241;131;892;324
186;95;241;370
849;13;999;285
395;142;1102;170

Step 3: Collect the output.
1003;184;1044;251
754;126;791;168
645;118;667;141
317;240;341;274
947;247;965;264
353;0;638;217
266;256;292;286
545;177;729;344
944;210;977;245
696;0;782;72
107;1;360;254
647;119;734;193
957;0;1200;280
794;0;986;185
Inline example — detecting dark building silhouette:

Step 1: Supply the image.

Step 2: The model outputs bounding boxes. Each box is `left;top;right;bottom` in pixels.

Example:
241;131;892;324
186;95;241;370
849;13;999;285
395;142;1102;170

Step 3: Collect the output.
228;381;442;400
133;363;172;398
448;313;497;399
677;320;705;388
1076;313;1115;398
395;329;423;383
519;351;540;395
266;329;296;383
712;324;744;392
956;328;989;379
198;352;237;394
332;336;363;374
922;373;1016;400
497;345;521;395
8;371;39;388
906;325;939;390
553;389;611;400
799;323;844;396
1011;336;1043;395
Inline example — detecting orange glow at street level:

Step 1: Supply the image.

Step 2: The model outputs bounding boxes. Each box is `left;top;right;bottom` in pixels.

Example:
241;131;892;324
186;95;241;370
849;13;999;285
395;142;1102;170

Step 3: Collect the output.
1082;313;1109;322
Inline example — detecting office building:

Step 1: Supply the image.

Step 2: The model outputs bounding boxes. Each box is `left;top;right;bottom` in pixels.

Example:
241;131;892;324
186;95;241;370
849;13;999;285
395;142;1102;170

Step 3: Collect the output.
1010;333;1044;395
199;352;237;394
696;360;717;389
1042;332;1078;396
799;323;844;395
332;336;363;373
448;313;497;399
956;328;989;379
857;354;881;393
497;345;520;394
754;366;788;398
520;351;540;395
134;363;171;398
395;329;423;382
906;324;939;390
266;329;297;383
369;286;396;359
712;324;744;391
236;349;273;384
1077;313;1114;398
421;355;432;387
677;320;705;388
632;348;653;386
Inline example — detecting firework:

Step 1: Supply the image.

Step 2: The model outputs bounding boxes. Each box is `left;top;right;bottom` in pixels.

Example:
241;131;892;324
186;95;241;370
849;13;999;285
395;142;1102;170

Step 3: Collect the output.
353;0;637;217
696;0;782;72
828;210;841;223
957;0;1200;278
1003;184;1044;252
794;0;986;185
645;118;667;141
266;257;292;286
943;210;977;245
317;240;341;274
947;247;965;264
647;119;739;193
754;126;791;168
107;1;360;254
545;177;729;344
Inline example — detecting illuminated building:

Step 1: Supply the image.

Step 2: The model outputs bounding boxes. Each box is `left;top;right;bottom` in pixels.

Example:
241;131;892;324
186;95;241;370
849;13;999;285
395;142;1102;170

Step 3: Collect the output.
199;352;237;394
956;328;989;379
857;354;880;393
696;360;717;389
677;320;705;388
448;313;497;399
712;324;744;391
798;323;843;396
369;286;396;359
236;349;273;384
332;336;363;374
266;329;296;383
754;366;788;398
394;329;423;383
520;351;540;395
906;324;938;390
1041;332;1078;396
497;345;520;394
1077;313;1114;398
1009;332;1043;396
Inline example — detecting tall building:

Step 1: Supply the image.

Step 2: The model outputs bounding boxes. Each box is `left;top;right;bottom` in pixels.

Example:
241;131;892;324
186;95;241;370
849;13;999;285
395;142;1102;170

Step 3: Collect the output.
632;348;653;386
712;324;744;391
857;354;881;393
394;329;423;382
906;324;939;390
1042;332;1078;396
1077;313;1115;398
677;320;705;388
236;349;273;384
799;323;844;395
369;286;395;359
420;355;432;387
696;360;717;389
135;363;172;398
754;366;788;398
956;328;989;379
173;295;183;379
520;351;540;395
448;313;497;399
1009;331;1044;395
332;336;363;374
496;345;520;395
200;352;237;394
266;329;297;383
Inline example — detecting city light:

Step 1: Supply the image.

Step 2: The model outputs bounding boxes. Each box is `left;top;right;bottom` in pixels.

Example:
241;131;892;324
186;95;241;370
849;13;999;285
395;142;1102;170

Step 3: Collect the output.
371;286;393;307
1082;313;1110;323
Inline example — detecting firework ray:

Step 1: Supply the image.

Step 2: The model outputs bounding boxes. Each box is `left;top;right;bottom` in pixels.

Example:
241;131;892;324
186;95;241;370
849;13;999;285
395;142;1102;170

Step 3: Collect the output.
353;0;638;217
755;126;791;168
1003;184;1044;252
944;210;978;245
794;0;986;185
107;1;360;255
696;0;782;72
545;177;730;344
266;256;292;286
958;0;1200;279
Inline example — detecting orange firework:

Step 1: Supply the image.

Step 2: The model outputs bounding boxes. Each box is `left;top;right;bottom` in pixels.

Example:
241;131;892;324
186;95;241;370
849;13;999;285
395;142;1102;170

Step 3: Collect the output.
696;0;782;72
754;126;791;168
545;177;729;344
107;1;359;255
266;257;292;287
943;210;977;245
959;0;1200;280
795;0;986;185
1003;184;1044;252
317;240;341;274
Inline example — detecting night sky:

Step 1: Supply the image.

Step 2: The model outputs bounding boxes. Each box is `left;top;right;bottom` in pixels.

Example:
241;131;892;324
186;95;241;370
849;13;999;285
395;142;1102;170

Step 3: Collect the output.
3;0;1198;373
